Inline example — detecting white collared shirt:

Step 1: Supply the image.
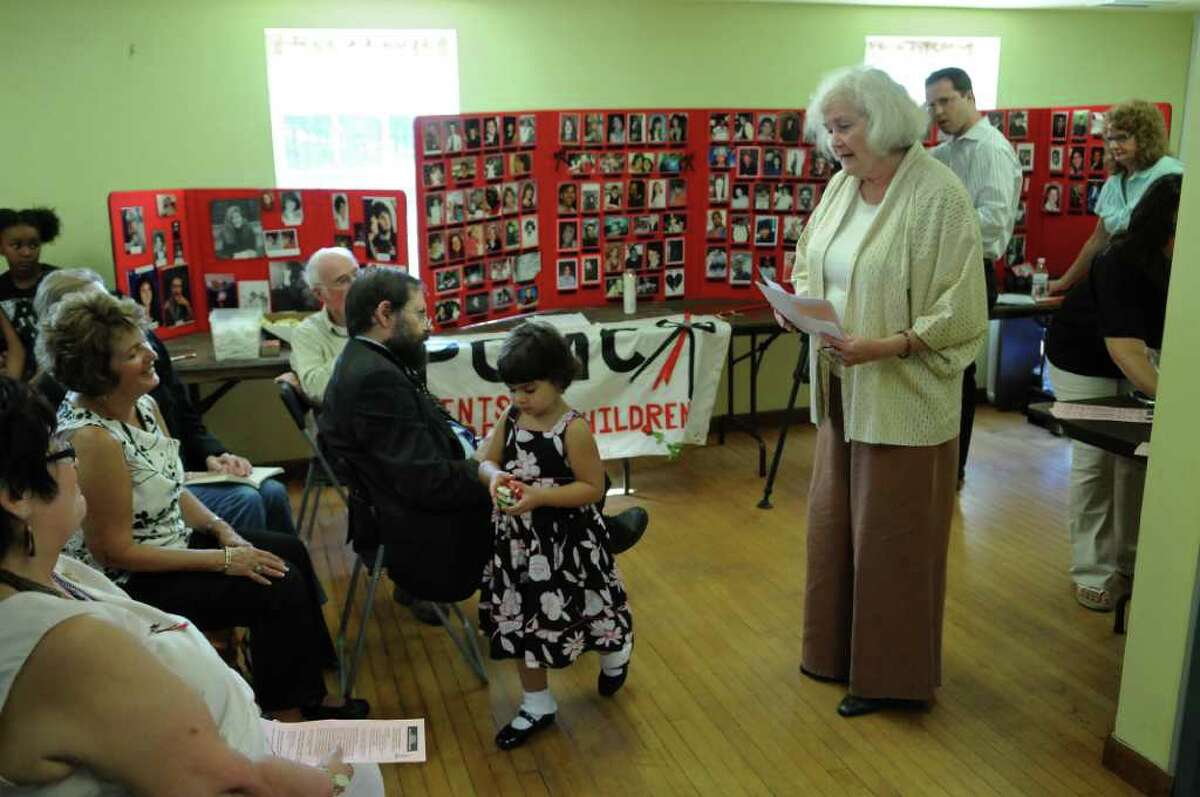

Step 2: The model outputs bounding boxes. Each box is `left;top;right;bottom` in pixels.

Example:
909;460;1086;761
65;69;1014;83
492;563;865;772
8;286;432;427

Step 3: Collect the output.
930;117;1022;261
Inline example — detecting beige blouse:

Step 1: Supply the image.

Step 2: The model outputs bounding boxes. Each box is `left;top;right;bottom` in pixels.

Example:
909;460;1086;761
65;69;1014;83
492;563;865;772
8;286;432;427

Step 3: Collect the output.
791;142;988;446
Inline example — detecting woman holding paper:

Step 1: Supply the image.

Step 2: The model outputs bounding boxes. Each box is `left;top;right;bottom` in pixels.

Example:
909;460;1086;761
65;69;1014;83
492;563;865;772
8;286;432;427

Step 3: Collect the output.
36;290;363;721
779;66;987;717
1044;174;1180;611
0;376;383;795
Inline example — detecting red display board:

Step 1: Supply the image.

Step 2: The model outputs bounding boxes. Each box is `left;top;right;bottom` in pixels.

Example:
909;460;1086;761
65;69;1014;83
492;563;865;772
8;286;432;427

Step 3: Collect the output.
959;102;1171;284
108;188;407;339
414;101;1170;329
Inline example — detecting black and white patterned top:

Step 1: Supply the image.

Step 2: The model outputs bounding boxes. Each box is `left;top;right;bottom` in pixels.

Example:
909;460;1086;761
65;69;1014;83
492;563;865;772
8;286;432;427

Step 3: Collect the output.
58;394;190;584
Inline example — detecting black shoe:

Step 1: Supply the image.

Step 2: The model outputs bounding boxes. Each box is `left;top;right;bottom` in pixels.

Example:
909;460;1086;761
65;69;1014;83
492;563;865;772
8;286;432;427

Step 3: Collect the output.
836;694;925;718
598;660;630;697
392;585;415;606
606;507;648;554
495;710;555;750
301;697;371;720
800;665;847;684
410;600;444;627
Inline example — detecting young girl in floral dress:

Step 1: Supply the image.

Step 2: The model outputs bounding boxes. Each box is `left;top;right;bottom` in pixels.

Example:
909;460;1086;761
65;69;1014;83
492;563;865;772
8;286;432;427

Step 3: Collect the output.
477;321;633;750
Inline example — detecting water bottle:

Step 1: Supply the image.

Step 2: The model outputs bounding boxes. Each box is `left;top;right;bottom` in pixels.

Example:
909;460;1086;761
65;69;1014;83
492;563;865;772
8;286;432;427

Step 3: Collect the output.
623;269;637;315
1031;257;1048;300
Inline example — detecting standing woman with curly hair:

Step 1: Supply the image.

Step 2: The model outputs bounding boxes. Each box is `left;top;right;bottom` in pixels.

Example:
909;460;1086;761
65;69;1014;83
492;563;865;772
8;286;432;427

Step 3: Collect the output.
1050;100;1183;294
0;207;63;379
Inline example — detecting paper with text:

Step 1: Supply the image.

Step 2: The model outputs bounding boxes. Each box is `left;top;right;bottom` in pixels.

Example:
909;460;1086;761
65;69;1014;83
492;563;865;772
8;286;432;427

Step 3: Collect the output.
261;718;426;765
1049;403;1153;424
756;279;845;340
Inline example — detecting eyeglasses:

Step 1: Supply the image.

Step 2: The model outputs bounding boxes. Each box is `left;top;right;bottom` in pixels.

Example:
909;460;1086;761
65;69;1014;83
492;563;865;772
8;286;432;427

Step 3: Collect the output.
1103;133;1131;145
45;445;77;466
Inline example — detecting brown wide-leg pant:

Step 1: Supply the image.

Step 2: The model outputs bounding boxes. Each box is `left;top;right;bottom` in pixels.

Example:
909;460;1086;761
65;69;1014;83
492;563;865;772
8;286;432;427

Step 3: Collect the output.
802;378;958;701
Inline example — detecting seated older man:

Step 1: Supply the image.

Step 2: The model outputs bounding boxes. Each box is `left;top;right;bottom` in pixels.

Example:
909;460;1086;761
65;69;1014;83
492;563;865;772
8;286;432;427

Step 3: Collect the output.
289;247;357;404
319;270;646;606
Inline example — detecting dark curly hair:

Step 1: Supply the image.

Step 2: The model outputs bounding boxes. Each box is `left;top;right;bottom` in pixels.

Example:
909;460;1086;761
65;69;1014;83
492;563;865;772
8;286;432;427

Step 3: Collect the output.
0;207;62;244
0;376;59;554
497;321;580;391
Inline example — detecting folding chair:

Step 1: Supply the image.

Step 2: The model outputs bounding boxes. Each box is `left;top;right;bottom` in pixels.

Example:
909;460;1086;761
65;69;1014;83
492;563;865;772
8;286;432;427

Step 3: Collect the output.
277;381;348;541
331;458;489;700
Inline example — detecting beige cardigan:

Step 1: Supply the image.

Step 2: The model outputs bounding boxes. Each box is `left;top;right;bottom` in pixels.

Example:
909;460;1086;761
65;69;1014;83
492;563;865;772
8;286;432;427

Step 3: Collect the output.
791;142;988;446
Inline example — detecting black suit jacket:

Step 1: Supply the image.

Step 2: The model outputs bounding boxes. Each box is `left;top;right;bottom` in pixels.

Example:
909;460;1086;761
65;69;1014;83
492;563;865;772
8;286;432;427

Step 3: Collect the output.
318;337;491;601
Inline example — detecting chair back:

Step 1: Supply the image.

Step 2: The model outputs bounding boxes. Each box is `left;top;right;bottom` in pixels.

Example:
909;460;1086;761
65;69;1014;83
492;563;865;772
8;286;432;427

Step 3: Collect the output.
277;381;310;432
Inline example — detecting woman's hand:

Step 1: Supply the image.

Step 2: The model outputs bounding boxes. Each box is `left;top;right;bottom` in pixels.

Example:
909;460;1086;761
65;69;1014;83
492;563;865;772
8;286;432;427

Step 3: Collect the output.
821;334;902;367
501;482;544;515
207;453;253;477
225;546;289;585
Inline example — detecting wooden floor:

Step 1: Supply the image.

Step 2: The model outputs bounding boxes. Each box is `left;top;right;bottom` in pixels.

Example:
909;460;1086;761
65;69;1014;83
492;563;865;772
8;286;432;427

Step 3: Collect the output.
297;406;1138;796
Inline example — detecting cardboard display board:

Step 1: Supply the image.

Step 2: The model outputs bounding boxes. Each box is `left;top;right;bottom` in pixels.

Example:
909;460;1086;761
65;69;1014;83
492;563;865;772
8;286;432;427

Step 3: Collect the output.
419;104;1174;331
108;188;407;339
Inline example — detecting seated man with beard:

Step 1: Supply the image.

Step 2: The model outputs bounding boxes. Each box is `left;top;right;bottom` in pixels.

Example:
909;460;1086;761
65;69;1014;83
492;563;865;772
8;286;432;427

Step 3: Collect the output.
319;269;645;604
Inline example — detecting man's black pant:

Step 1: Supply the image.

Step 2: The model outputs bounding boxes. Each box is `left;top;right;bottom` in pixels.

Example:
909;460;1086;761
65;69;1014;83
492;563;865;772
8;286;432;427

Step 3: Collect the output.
959;259;998;481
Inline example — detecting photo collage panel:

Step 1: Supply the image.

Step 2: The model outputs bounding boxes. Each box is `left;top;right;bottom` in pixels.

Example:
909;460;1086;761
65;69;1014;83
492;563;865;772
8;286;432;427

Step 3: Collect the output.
115;191;194;332
554;110;692;303
419;113;540;326
704;109;830;288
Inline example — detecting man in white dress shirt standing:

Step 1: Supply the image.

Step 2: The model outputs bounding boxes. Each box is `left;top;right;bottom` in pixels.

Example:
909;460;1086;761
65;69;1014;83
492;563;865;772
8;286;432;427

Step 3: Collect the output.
925;67;1022;488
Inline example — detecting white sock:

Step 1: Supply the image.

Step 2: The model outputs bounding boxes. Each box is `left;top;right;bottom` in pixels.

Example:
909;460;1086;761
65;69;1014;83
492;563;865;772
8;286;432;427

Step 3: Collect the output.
510;688;557;730
600;641;632;676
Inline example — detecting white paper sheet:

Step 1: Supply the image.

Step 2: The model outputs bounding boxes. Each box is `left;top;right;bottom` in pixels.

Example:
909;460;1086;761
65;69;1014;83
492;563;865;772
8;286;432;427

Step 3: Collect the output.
1134;442;1150;457
1049;402;1153;424
260;718;426;765
756;279;845;340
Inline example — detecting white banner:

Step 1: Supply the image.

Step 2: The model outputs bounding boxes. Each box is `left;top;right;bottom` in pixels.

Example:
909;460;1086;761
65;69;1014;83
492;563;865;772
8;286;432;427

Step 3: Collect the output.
426;315;732;459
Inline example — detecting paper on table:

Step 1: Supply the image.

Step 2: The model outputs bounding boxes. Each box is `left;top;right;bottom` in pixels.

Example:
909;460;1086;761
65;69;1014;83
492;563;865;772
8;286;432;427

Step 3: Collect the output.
1134;442;1150;457
260;718;426;765
1049;402;1153;424
756;279;845;340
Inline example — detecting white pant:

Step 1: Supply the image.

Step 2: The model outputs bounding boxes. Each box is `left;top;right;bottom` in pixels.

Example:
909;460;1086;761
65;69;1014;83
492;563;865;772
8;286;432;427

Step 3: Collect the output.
1047;363;1146;592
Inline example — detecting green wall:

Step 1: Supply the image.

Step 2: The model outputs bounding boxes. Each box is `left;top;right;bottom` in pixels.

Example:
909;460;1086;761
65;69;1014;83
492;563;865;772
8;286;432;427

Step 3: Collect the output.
2;0;1193;280
1113;19;1200;774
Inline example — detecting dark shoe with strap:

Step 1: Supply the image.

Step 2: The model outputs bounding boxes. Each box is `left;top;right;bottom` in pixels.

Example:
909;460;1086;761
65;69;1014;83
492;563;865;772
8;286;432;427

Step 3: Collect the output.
598;660;630;697
495;710;556;750
302;697;371;721
606;507;649;554
836;694;925;718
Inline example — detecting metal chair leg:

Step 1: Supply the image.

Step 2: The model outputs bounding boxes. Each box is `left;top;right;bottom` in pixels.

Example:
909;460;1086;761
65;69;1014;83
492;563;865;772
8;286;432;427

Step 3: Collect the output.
338;547;386;699
297;462;317;541
303;484;324;542
430;602;489;684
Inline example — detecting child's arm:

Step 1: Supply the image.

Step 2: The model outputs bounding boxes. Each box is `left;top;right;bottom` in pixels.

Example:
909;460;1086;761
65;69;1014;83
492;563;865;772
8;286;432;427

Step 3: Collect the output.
506;417;605;513
477;411;511;501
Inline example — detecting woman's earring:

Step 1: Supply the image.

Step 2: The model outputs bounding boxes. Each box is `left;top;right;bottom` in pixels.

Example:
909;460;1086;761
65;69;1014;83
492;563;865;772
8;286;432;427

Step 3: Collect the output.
24;525;36;557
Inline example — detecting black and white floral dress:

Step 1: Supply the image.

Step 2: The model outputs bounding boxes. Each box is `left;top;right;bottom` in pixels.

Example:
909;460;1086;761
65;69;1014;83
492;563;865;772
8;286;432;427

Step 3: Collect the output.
479;407;633;669
58;394;190;585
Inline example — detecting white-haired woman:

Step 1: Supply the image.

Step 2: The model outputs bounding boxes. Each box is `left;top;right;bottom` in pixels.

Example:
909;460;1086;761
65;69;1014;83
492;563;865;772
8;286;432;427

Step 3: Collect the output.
778;66;987;717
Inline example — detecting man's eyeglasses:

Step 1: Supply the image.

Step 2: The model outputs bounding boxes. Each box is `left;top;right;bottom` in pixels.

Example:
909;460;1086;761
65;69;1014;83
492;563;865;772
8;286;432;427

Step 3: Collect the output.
324;273;356;290
45;445;77;466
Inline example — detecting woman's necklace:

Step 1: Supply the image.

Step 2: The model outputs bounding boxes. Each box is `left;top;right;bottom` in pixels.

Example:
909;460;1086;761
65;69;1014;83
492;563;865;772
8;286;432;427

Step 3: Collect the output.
0;568;62;597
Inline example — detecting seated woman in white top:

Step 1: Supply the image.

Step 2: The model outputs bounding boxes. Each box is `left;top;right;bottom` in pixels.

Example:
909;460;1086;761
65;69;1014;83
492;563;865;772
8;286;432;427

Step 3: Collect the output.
0;376;382;795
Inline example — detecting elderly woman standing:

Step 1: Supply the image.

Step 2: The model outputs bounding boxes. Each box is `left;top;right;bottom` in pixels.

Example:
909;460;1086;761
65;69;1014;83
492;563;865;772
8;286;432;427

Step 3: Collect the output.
780;67;987;717
36;290;365;721
1050;100;1183;295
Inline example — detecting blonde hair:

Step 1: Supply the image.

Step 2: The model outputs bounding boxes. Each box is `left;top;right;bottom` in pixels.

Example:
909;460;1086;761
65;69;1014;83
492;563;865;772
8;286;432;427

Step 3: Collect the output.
1105;101;1169;175
37;290;145;396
